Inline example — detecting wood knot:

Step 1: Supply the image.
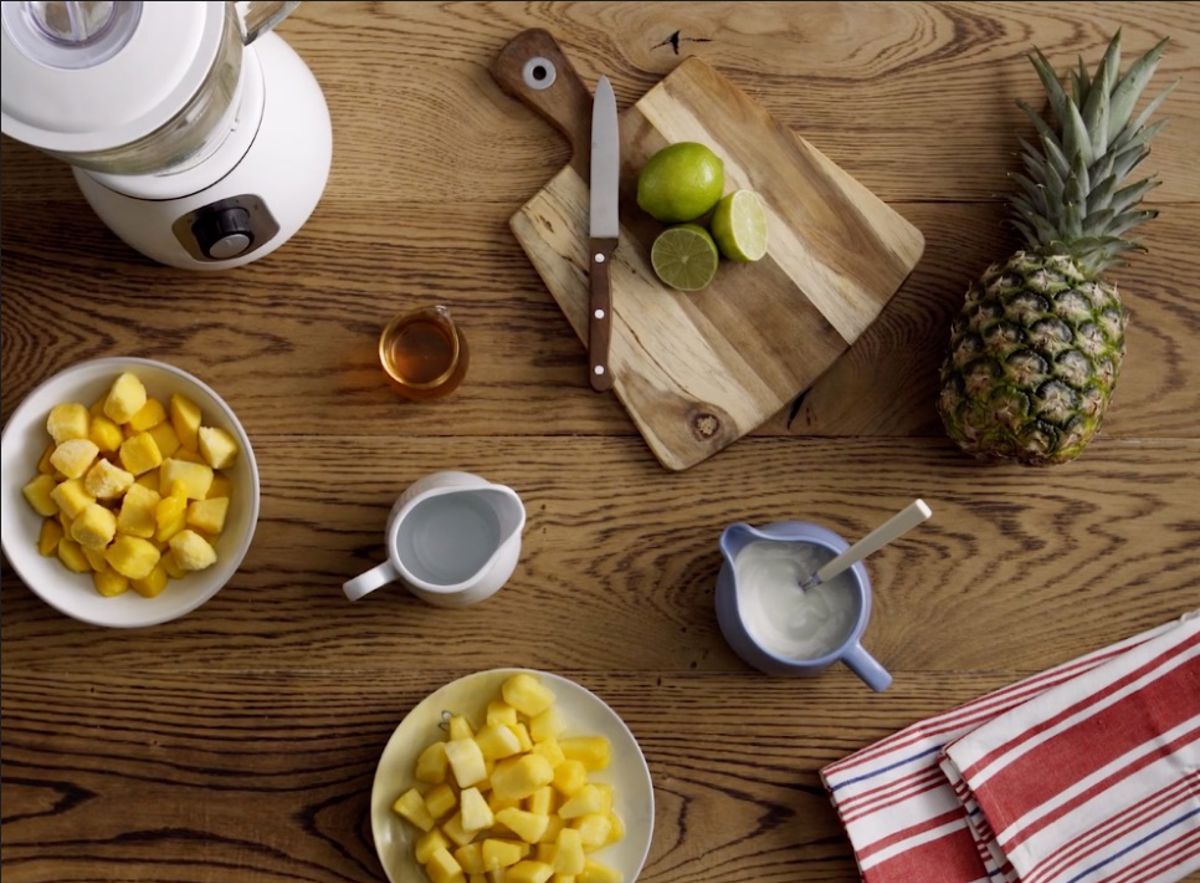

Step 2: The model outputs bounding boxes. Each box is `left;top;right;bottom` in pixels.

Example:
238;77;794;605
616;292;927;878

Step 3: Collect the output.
691;412;720;439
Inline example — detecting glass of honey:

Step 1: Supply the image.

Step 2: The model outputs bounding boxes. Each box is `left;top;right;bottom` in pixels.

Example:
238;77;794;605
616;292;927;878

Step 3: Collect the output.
378;306;468;400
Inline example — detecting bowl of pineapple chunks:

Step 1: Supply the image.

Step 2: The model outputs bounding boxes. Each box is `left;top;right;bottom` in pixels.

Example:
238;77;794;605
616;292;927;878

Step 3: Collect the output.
372;670;653;883
1;357;260;627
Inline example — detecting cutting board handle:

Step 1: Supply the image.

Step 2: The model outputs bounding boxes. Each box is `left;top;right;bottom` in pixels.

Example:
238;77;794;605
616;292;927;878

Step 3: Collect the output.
491;29;591;159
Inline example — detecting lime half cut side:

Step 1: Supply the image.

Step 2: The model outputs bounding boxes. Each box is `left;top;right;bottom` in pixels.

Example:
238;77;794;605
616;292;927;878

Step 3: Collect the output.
651;224;720;292
711;190;769;262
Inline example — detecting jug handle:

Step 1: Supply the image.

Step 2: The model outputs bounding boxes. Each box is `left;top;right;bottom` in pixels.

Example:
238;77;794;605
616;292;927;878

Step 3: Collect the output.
344;561;399;601
843;643;892;693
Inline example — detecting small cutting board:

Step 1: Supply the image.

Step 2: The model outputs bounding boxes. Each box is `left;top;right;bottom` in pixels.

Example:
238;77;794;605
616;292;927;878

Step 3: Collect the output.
492;30;924;471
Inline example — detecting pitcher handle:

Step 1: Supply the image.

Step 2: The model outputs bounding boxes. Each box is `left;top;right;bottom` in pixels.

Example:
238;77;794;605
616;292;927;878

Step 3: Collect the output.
343;561;399;601
843;643;892;692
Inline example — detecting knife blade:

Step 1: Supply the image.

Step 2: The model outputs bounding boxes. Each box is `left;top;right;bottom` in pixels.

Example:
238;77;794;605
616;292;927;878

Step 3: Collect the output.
588;74;619;392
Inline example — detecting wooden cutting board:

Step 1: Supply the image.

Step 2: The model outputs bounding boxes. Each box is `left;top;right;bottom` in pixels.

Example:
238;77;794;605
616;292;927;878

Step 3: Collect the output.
492;30;924;471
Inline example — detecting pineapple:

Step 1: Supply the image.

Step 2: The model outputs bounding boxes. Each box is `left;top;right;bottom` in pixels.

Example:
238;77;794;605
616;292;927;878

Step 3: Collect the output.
938;33;1175;464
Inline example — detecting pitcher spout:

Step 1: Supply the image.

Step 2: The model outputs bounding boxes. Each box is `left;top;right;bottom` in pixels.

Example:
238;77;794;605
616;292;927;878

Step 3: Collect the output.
719;522;765;566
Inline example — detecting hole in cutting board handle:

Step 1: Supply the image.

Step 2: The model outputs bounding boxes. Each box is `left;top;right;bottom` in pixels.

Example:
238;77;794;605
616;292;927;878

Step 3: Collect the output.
523;57;557;90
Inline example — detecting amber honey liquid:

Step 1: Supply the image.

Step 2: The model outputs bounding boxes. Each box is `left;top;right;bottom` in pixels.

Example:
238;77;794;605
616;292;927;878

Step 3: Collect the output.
379;308;467;400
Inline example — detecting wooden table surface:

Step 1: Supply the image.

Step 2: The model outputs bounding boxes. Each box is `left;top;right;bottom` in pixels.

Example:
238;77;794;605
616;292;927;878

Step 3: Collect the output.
3;3;1199;881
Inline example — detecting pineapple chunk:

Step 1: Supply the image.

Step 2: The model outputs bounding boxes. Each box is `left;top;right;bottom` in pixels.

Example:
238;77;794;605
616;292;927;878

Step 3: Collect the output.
57;538;90;573
128;397;166;432
441;812;475;848
50;439;99;479
482;839;527;871
570;815;611;850
23;474;60;516
174;447;205;463
445;737;488;788
168;530;217;571
106;535;161;580
502;673;555;717
38;518;64;556
605;812;623;846
489;792;521;815
92;569;129;597
119;432;163;476
593;785;613;815
491;755;554;801
104;372;147;424
531;738;565;769
527;787;555;817
131;564;169;598
392;787;435;832
425;783;457;820
50;478;93;519
425;847;465;883
530;708;565;744
559;738;610;772
536;844;556;864
454;843;487;875
558;786;604;821
207;472;232;499
146;421;181;459
71;503;117;549
46;403;89;443
135;470;160;493
89;416;124;453
461;786;494;832
487;701;519;727
161;550;185;579
415;741;449;784
577;860;621;883
117;483;161;538
83;458;134;499
169;393;202;450
507;861;554;883
186;497;229;535
495;808;550;844
477;723;523;760
552;829;585;876
552;761;587;798
89;398;106;417
540;816;565;845
160;457;213;499
553;876;574;883
449;714;475;741
509;723;534;753
37;442;58;475
198;425;239;469
416;829;451;864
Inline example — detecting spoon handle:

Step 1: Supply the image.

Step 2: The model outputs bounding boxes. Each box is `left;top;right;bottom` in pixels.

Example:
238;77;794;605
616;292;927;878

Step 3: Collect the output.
815;499;932;584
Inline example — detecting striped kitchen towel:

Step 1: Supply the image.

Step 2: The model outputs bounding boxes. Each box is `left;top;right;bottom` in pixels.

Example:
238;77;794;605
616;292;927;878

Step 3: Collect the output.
821;612;1200;883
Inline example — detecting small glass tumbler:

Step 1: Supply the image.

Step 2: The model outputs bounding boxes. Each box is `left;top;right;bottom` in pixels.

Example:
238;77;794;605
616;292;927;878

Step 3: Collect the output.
378;306;468;400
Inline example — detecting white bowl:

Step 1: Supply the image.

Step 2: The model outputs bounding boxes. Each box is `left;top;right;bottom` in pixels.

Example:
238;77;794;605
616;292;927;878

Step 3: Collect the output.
372;668;654;882
1;357;260;627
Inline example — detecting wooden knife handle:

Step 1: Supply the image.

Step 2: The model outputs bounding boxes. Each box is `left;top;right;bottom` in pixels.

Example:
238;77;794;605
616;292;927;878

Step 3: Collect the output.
589;237;617;391
490;29;591;161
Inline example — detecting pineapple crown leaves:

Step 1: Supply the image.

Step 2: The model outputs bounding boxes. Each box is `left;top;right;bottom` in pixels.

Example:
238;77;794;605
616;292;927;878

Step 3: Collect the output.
1009;30;1177;275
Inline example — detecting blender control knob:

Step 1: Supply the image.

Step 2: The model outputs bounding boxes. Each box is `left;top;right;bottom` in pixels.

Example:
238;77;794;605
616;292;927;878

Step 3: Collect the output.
192;206;255;260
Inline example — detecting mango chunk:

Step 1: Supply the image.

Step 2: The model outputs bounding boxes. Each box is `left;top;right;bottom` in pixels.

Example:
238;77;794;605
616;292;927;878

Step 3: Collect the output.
38;518;64;556
393;787;435;832
37;442;58;475
155;487;188;543
415;741;449;784
198;426;239;469
104;372;147;424
168;530;217;571
89;415;124;453
128;397;166;432
51;439;99;479
492;755;554;802
93;568;130;597
83;545;109;571
23;474;60;516
445;737;488;788
71;503;117;549
169;393;202;450
507;861;554;883
131;563;169;598
47;403;89;443
146;421;181;459
119;431;163;476
502;673;555;717
106;535;161;580
161;549;186;579
57;538;90;573
461;786;494;833
83;458;134;500
160;457;213;499
186;497;229;535
116;483;161;539
50;478;93;519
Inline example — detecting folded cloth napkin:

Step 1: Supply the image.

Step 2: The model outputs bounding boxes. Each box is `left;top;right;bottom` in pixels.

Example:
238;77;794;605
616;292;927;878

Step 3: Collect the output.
821;612;1199;883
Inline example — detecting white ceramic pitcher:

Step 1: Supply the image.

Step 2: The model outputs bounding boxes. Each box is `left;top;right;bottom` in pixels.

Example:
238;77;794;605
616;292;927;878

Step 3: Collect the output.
343;471;526;607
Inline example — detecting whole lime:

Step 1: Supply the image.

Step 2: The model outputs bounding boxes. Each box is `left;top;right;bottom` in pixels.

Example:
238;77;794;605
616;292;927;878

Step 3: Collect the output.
636;143;725;223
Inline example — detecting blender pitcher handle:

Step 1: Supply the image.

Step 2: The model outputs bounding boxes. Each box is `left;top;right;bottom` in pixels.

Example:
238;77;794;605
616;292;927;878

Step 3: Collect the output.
236;1;301;44
843;643;893;693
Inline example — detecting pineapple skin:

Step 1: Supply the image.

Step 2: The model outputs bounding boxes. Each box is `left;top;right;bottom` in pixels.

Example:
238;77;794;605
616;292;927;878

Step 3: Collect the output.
937;251;1126;465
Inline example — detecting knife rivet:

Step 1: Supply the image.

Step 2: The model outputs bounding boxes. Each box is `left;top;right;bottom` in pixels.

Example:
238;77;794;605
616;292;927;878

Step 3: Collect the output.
594;308;605;319
595;253;605;264
594;365;605;375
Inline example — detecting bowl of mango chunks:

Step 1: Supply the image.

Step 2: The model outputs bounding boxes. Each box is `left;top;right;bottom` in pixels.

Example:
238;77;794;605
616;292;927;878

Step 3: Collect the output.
1;357;260;628
372;669;653;883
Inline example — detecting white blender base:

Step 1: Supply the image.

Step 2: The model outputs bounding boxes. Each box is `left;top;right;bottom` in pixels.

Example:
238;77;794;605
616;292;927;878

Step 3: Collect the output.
74;33;331;271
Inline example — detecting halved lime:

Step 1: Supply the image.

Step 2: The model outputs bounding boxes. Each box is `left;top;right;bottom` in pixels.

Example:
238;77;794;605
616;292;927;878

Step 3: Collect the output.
710;190;768;262
651;224;720;292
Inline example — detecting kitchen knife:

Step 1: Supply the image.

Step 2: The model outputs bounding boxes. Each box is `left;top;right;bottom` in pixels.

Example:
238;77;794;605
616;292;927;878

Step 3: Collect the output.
588;74;619;392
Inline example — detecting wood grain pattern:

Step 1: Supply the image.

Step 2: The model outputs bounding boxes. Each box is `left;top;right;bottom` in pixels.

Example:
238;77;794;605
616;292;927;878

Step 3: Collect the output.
506;41;924;469
3;3;1200;882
